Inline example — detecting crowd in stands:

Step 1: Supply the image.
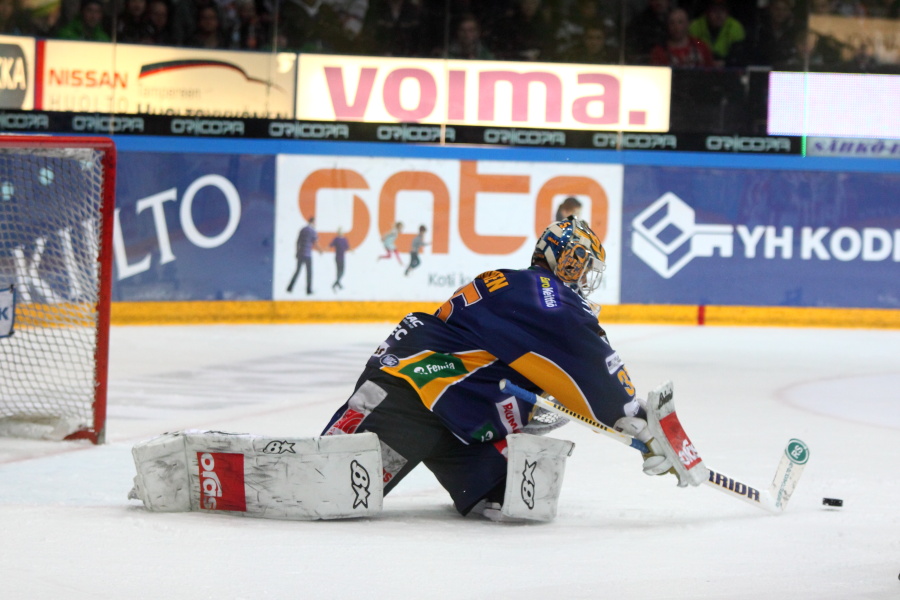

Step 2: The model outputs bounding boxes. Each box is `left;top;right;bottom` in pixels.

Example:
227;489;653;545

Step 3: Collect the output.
1;0;898;72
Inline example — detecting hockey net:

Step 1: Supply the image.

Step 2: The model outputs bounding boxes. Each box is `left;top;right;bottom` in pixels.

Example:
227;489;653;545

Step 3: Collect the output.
0;136;116;444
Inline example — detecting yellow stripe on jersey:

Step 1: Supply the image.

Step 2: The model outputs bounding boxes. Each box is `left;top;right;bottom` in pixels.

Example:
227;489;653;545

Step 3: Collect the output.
509;352;597;423
382;349;497;410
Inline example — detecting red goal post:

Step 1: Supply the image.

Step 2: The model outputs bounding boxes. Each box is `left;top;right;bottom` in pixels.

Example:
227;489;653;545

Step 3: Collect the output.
0;135;116;444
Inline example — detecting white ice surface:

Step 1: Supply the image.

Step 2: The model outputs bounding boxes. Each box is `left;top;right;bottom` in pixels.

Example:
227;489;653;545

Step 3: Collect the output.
1;323;899;599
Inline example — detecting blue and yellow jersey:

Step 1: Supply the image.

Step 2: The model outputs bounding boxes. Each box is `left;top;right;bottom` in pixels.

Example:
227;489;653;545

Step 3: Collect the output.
368;266;640;444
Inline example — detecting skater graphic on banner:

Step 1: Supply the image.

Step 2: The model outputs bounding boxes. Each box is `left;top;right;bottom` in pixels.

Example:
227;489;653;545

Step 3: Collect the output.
287;216;322;295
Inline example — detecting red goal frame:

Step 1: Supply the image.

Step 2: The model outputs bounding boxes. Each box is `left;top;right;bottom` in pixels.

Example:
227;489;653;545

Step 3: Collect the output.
0;135;116;444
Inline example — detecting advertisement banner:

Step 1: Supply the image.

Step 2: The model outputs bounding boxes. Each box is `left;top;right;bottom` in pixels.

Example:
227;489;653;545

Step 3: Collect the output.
0;35;35;110
621;166;900;308
37;40;296;117
112;151;275;301
273;156;624;303
295;54;671;132
809;14;900;66
768;72;900;139
807;137;900;159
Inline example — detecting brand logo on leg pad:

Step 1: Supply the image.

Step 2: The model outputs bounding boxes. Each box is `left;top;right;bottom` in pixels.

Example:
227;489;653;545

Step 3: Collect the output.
520;460;536;509
350;460;372;508
262;440;296;454
198;452;247;511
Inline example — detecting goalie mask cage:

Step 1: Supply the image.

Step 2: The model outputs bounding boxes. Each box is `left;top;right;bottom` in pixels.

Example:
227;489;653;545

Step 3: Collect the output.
0;135;116;444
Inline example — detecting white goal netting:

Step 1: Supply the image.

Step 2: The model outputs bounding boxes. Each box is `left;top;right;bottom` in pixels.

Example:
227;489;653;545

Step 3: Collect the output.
0;140;114;443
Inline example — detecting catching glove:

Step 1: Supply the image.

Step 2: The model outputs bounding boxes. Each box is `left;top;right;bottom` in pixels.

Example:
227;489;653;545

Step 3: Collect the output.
523;401;570;436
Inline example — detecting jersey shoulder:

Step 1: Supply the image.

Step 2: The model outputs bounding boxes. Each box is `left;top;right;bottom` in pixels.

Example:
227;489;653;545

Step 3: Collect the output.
471;267;597;323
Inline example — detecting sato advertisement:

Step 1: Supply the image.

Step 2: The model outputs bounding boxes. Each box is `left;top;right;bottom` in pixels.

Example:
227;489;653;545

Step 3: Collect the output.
622;166;900;309
112;151;276;301
296;54;671;132
0;35;35;110
37;40;296;118
273;155;624;303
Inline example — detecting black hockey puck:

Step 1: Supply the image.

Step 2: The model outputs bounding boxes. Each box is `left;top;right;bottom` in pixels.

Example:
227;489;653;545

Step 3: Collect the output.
822;497;843;507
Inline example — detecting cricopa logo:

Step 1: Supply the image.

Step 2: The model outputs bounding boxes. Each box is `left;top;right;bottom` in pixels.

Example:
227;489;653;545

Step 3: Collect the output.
0;43;29;108
632;193;733;278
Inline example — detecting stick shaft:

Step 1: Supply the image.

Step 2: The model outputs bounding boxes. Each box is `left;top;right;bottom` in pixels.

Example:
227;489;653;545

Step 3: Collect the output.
500;379;791;514
500;380;648;452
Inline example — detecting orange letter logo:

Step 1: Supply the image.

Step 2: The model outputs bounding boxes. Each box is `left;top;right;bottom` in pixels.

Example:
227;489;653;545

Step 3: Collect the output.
299;169;370;249
459;161;529;255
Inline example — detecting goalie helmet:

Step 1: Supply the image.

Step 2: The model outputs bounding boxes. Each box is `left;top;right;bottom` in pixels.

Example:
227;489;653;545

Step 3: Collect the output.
532;217;606;298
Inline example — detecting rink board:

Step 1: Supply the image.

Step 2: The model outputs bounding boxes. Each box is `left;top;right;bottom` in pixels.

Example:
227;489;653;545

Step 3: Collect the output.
55;137;900;322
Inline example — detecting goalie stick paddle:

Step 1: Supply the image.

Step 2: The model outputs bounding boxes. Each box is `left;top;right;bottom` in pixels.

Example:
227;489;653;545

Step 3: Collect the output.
499;379;808;514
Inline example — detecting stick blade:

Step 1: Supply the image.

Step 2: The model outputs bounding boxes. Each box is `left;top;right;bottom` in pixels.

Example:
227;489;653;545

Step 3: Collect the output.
766;438;810;512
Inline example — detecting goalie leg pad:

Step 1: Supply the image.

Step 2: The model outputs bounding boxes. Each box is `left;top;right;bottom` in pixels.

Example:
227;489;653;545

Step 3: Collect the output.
130;430;384;520
500;433;575;522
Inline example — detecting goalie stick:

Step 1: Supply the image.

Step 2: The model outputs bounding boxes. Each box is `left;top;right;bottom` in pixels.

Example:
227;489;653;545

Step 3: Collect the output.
499;379;809;514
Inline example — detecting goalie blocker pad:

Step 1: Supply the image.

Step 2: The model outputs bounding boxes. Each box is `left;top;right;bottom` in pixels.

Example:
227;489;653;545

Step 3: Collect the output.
129;430;383;520
644;381;710;488
501;433;575;521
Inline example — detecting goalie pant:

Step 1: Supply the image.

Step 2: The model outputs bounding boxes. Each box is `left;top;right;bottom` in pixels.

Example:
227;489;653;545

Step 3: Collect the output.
323;367;574;520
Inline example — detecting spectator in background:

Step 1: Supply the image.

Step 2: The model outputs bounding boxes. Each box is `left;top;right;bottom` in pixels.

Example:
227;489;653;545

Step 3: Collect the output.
864;0;900;17
422;0;508;58
779;28;844;71
492;0;557;61
252;0;275;41
328;0;368;41
555;196;583;222
116;0;153;42
278;0;348;53
651;7;715;67
145;0;175;44
831;0;868;15
810;0;836;13
843;38;882;71
166;0;194;44
447;12;494;59
230;0;267;49
625;0;671;64
555;0;619;60
557;20;619;63
187;3;228;47
31;0;65;35
56;0;110;40
364;0;426;57
689;0;747;67
212;0;239;42
751;0;802;67
0;0;33;35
